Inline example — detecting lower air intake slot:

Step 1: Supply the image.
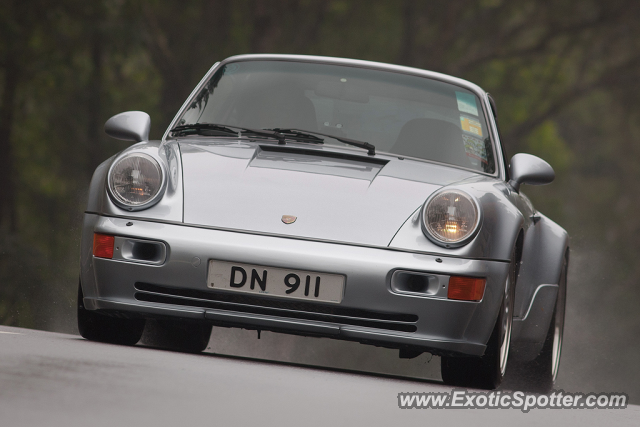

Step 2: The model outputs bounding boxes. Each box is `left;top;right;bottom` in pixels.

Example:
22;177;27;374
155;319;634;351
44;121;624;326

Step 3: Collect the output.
134;282;418;333
117;238;166;264
131;242;159;261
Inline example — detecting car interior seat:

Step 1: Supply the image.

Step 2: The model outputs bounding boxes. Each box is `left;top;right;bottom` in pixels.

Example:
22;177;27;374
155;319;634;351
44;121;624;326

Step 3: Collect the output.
240;85;318;131
391;118;470;167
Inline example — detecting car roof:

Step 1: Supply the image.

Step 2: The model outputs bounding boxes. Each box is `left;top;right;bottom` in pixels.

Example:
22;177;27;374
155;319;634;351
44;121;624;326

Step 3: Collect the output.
220;54;488;98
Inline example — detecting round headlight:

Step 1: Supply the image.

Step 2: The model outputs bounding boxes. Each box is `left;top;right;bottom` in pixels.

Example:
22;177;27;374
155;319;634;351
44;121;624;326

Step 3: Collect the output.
108;153;165;210
422;189;480;247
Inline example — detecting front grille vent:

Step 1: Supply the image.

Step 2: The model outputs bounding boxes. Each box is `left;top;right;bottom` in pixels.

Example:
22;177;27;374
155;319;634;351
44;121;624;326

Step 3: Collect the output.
134;282;418;333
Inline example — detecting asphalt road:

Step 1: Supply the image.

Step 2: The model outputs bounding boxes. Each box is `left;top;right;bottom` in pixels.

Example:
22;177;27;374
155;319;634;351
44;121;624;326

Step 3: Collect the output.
0;325;638;426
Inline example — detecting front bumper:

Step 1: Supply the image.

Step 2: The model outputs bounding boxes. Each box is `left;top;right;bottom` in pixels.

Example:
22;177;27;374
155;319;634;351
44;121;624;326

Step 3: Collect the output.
80;213;510;357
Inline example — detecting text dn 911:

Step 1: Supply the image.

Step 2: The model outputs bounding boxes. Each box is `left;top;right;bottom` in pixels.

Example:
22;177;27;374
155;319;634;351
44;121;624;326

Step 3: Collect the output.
78;54;568;391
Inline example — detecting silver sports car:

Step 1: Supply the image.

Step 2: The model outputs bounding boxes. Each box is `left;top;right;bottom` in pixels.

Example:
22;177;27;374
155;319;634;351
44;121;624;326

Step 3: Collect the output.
79;54;568;390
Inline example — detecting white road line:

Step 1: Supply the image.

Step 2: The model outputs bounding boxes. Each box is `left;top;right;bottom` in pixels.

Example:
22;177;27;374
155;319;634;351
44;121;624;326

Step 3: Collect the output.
0;331;21;335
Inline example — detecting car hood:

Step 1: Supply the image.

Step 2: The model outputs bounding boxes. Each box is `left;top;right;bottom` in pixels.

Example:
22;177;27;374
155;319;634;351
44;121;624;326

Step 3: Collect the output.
179;139;480;246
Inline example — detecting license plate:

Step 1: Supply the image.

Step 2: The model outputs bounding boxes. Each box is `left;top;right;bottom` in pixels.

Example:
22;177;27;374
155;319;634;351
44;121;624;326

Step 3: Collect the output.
207;260;345;303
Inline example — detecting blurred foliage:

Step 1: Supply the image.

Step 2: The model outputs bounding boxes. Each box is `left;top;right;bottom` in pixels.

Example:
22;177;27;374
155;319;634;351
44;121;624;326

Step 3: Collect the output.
526;121;573;172
1;0;640;397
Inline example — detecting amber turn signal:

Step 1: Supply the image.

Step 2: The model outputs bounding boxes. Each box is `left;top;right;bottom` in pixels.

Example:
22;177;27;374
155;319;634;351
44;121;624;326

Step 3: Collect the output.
447;276;486;301
93;233;115;259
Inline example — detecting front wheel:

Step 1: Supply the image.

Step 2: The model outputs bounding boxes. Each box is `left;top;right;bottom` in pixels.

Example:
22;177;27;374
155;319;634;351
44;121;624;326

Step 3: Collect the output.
142;319;212;353
504;254;567;393
77;281;145;345
441;253;516;389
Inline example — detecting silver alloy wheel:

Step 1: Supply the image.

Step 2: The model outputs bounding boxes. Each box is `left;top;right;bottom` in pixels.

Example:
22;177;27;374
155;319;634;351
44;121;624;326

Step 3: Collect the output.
499;271;514;376
551;264;567;380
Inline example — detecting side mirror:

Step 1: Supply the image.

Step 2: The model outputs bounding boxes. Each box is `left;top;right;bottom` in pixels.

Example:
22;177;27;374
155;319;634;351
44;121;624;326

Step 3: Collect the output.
104;111;150;142
509;153;555;192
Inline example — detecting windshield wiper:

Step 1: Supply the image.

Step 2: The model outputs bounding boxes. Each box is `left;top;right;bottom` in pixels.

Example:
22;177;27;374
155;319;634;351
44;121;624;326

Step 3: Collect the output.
171;123;240;137
171;124;364;153
268;128;375;156
267;128;325;144
170;123;321;145
171;123;284;142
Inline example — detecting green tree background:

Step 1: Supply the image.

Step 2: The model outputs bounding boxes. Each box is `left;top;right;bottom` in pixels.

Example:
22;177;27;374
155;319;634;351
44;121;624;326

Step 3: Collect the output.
1;0;639;399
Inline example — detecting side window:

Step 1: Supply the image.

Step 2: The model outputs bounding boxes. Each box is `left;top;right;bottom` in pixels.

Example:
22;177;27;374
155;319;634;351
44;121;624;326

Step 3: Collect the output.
488;94;510;181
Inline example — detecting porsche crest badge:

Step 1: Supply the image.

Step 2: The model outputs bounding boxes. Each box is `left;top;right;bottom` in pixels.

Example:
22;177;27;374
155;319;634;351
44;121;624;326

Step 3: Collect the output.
281;215;297;224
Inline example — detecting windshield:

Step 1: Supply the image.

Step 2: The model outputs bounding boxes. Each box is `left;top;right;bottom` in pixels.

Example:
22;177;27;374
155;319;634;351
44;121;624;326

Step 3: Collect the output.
177;60;496;174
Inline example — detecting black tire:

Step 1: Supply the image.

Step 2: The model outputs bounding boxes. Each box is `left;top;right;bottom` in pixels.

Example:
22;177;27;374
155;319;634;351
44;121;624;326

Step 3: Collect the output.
142;318;212;353
441;251;517;390
504;254;567;393
77;281;145;345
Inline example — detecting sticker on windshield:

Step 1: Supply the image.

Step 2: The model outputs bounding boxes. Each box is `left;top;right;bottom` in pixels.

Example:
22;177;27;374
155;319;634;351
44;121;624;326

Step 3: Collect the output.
463;134;488;164
460;116;483;137
456;92;478;116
